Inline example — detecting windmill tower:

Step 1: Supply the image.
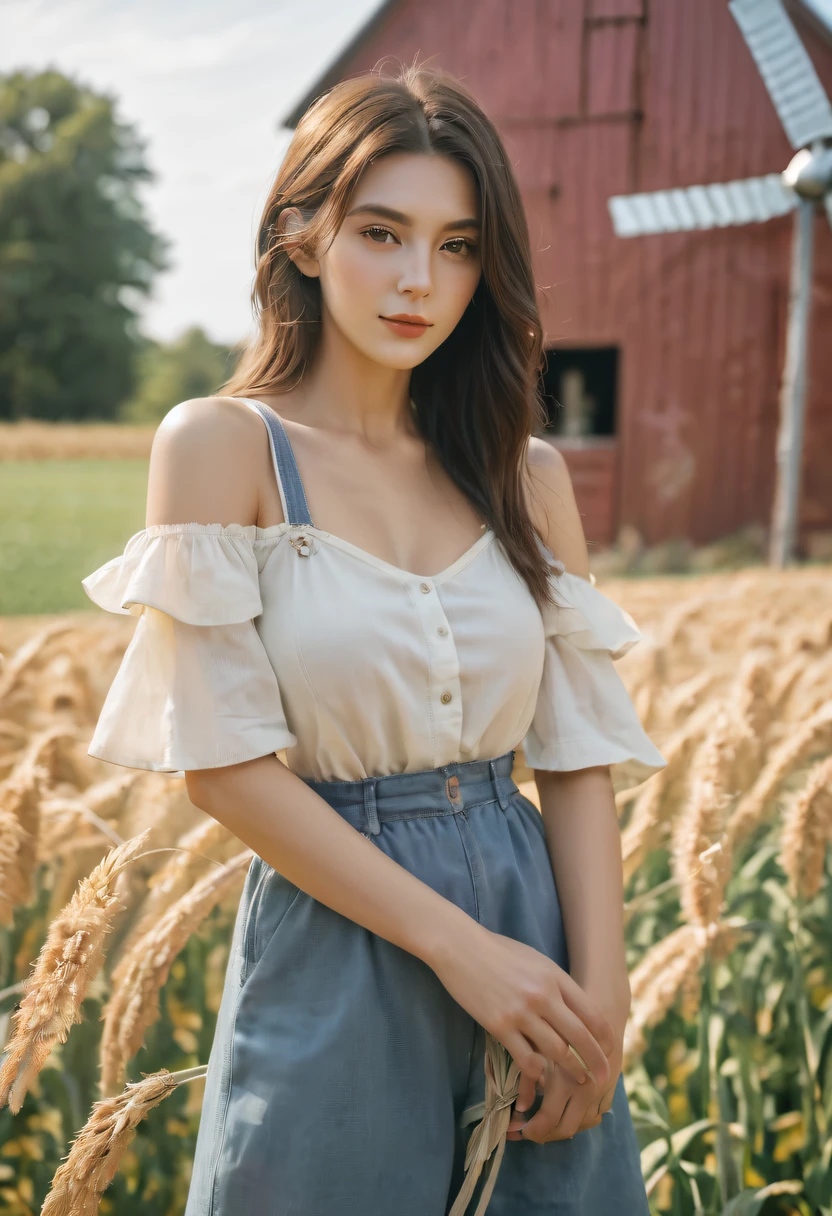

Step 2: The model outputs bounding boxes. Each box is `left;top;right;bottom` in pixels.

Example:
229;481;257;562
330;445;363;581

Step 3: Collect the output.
607;0;832;568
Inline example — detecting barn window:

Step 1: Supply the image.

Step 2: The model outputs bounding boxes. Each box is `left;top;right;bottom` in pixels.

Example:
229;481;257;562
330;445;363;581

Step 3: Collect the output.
538;346;619;439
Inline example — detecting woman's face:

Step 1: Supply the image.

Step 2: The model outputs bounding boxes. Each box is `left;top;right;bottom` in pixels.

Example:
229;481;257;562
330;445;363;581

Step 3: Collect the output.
287;151;482;369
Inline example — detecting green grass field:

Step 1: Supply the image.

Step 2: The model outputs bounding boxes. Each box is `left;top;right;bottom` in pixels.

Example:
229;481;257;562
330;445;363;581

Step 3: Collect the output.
0;461;149;615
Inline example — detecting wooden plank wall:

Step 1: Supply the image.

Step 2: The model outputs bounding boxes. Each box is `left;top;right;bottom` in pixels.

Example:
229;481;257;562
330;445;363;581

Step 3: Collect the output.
326;0;832;550
552;442;619;548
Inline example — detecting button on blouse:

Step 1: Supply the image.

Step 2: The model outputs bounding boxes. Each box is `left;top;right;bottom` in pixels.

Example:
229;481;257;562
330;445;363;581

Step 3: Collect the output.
79;398;667;783
79;520;667;783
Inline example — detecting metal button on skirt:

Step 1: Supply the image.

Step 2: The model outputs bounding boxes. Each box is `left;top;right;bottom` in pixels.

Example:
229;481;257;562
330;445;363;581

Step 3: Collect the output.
183;750;648;1216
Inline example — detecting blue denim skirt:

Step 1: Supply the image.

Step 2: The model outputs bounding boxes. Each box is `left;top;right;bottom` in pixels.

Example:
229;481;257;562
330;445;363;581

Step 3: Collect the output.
183;750;648;1215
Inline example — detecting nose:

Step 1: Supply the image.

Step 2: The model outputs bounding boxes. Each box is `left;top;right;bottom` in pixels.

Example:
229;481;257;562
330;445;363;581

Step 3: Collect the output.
397;242;432;297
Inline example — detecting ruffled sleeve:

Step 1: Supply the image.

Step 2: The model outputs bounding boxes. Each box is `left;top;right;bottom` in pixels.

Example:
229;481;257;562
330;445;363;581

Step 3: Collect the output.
522;551;667;778
81;523;297;773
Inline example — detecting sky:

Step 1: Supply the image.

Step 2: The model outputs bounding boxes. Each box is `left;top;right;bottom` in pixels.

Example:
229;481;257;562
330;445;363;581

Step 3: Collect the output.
4;0;832;349
2;0;383;347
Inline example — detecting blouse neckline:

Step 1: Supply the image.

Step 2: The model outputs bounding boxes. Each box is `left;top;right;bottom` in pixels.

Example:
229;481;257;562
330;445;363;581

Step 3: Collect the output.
310;524;496;585
232;394;496;583
143;520;497;586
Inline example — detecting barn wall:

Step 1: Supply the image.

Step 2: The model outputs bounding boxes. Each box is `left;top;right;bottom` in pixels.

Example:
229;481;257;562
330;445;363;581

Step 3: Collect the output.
311;0;832;551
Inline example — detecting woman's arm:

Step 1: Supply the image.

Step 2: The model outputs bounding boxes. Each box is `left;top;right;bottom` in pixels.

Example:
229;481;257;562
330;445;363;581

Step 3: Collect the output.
188;747;615;1102
509;768;630;1142
506;767;630;1142
147;400;613;1096
537;766;631;1022
509;440;632;1141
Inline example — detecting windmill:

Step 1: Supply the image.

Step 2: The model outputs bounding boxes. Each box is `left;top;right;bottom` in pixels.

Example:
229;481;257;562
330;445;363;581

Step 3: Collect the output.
607;0;832;568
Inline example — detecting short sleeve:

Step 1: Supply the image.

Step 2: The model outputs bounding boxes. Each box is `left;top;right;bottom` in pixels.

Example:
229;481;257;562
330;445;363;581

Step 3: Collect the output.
81;523;297;773
522;552;667;778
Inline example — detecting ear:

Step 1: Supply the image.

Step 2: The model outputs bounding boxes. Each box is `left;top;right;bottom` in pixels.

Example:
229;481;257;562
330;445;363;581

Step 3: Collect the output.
278;206;320;279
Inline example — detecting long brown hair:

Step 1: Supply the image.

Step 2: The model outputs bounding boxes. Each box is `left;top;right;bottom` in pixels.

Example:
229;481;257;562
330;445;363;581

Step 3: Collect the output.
219;60;557;609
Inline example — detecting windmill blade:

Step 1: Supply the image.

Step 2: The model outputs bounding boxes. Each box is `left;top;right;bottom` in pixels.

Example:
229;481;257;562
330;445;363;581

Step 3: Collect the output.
729;0;832;149
608;174;796;237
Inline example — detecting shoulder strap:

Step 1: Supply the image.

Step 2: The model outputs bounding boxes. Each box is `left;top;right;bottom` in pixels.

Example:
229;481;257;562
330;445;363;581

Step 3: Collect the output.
234;398;314;528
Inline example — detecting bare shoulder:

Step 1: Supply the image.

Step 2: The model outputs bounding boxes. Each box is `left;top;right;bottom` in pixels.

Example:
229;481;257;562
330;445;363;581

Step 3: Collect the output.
522;436;590;578
146;396;272;529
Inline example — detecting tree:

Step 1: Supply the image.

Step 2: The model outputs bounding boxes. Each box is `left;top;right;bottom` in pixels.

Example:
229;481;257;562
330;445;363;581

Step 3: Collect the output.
0;68;169;420
119;327;241;424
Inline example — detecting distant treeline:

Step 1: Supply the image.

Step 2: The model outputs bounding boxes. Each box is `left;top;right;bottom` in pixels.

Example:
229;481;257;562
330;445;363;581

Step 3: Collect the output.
0;68;240;422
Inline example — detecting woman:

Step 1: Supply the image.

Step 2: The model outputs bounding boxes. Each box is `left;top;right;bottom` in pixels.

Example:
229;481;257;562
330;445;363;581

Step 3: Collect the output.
82;63;666;1215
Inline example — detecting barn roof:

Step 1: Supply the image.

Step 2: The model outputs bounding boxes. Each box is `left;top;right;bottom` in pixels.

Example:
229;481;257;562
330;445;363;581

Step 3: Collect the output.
278;0;832;131
280;0;399;129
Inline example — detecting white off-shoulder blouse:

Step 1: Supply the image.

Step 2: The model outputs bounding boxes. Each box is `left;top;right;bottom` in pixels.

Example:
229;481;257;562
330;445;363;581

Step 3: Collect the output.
80;406;667;784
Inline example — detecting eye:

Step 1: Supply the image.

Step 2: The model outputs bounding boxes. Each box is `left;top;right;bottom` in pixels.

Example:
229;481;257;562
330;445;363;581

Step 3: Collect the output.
360;226;479;257
443;237;478;258
362;225;398;244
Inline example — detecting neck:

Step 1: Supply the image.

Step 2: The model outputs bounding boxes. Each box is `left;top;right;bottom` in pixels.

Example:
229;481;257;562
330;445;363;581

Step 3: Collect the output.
288;313;418;443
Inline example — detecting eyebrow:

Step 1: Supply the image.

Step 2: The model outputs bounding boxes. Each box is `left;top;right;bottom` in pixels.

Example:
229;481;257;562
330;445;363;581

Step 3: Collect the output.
345;203;480;231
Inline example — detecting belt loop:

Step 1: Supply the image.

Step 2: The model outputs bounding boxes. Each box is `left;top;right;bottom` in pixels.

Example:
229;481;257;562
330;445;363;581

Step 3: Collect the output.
363;778;381;836
489;759;510;812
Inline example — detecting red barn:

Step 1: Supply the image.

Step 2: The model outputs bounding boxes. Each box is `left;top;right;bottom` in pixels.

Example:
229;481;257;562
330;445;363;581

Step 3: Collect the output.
280;0;832;555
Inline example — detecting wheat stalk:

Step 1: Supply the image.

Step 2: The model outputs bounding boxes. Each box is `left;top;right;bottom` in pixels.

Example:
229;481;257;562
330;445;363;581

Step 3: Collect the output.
0;731;62;923
727;701;832;849
0;624;77;709
769;653;814;720
665;670;720;729
621;705;712;880
728;650;773;785
99;850;252;1095
0;831;151;1114
447;1033;520;1216
0;801;30;925
673;710;737;930
625;925;706;1064
779;756;832;900
624;921;745;1066
40;1065;205;1216
111;818;235;978
39;795;125;854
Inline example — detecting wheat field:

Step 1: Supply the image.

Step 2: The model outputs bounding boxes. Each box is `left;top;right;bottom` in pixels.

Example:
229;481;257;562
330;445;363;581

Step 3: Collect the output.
0;422;156;462
0;565;831;1215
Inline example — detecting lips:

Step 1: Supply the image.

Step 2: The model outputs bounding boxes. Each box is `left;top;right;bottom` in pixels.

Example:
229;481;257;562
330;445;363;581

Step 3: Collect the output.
380;315;431;338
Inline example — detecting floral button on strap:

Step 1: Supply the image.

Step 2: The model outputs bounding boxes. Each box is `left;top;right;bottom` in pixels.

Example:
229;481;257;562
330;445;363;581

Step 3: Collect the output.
288;534;312;557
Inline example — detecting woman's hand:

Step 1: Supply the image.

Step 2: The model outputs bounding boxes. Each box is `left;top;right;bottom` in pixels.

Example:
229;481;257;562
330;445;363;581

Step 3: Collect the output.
506;983;628;1143
429;923;614;1093
506;1033;623;1142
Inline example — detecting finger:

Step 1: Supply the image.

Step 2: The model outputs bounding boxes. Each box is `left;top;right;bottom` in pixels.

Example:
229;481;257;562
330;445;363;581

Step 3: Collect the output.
507;1107;530;1140
506;1060;578;1133
537;1002;612;1090
519;1010;601;1088
553;1093;601;1141
509;1065;544;1141
514;1069;538;1114
514;1068;572;1144
513;1014;590;1088
577;1113;603;1133
537;1093;582;1142
557;974;617;1057
498;1028;549;1096
576;1093;605;1132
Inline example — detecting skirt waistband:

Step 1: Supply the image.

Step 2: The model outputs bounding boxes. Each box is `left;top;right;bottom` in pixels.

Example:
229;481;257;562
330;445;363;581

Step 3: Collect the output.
301;750;518;837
